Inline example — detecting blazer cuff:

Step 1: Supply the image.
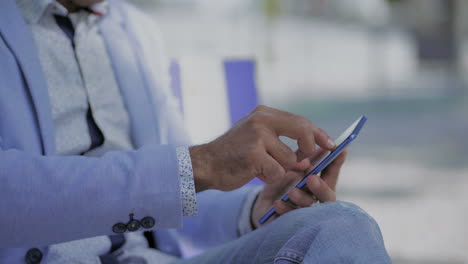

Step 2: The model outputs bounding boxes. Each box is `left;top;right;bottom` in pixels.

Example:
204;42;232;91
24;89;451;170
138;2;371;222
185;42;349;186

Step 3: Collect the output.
108;144;183;234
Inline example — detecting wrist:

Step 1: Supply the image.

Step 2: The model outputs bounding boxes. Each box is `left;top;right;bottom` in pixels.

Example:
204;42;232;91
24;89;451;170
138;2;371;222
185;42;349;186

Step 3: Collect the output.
238;186;263;236
189;144;216;192
250;193;261;230
251;190;271;229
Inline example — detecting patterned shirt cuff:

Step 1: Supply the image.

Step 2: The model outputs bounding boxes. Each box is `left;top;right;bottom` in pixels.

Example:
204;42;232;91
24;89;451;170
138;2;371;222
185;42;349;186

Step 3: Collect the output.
176;147;198;216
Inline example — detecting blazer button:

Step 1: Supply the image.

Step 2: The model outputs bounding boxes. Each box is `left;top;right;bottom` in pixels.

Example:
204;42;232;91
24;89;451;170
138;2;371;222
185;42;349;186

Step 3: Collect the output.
112;223;127;234
25;248;43;264
140;216;155;229
127;219;141;232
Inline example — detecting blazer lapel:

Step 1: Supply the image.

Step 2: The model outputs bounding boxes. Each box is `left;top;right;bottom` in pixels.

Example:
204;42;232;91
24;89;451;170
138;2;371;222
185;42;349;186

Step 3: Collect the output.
99;7;160;148
0;0;56;155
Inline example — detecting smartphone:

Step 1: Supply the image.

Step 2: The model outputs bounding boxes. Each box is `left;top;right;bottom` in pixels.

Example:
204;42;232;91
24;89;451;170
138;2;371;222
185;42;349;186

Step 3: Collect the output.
258;115;367;225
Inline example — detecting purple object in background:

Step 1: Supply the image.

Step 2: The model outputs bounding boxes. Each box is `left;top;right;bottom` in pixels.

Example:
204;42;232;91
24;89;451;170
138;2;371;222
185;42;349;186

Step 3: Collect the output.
223;60;263;186
170;59;263;186
223;60;258;124
170;60;183;114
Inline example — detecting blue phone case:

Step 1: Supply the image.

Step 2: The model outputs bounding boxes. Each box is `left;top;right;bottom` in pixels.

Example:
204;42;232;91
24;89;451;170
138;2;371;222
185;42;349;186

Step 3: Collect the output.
258;115;367;225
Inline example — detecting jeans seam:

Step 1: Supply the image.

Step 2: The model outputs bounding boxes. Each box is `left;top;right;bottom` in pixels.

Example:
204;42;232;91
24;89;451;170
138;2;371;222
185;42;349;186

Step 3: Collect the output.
274;256;302;264
274;249;304;264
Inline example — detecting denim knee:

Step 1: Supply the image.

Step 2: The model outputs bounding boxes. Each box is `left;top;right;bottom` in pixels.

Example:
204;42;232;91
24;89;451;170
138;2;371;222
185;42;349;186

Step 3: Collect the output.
273;201;388;264
274;201;377;230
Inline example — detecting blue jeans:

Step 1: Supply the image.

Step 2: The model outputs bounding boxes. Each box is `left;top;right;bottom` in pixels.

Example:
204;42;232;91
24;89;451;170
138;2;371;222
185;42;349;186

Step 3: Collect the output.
171;201;391;264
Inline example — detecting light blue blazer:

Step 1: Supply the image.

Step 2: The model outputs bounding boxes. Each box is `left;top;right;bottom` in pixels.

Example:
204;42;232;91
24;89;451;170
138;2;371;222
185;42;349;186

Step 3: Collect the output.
0;0;250;261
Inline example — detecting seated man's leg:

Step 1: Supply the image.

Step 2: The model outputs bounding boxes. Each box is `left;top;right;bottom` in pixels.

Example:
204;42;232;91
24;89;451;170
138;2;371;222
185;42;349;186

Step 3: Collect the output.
170;201;391;264
275;202;391;264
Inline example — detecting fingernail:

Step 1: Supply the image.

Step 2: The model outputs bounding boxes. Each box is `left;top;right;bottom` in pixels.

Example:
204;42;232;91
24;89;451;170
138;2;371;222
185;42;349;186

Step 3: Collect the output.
328;138;336;148
311;175;320;188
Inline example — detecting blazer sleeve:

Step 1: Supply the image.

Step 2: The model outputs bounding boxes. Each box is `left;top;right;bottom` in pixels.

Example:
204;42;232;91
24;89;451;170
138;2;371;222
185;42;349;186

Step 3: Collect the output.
0;144;183;247
155;186;255;258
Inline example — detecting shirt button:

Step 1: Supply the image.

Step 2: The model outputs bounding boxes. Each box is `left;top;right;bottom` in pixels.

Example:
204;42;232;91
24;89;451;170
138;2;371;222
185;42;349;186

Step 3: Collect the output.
25;248;43;264
140;216;155;229
112;222;127;234
127;219;141;232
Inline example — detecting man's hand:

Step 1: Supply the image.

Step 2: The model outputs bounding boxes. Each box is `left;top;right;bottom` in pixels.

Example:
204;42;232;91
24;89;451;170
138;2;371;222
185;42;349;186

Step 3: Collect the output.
189;105;336;192
251;150;348;228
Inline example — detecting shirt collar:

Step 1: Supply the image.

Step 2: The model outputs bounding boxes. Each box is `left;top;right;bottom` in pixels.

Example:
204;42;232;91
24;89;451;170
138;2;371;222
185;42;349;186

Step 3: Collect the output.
15;0;108;24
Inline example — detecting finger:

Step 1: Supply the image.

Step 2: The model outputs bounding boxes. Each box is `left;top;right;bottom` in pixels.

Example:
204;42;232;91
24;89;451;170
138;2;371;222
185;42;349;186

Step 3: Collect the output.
267;170;307;200
308;147;326;161
321;150;348;191
281;170;303;187
257;153;286;184
274;200;296;215
250;106;335;157
288;187;317;207
306;174;336;202
293;147;321;171
293;157;311;171
264;135;297;170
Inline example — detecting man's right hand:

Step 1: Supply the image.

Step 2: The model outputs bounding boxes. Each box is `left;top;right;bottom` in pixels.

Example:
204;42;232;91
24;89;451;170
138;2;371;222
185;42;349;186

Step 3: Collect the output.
189;105;336;192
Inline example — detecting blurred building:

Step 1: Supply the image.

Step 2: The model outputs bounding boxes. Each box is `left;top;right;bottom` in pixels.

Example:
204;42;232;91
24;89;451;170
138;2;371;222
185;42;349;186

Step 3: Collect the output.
130;0;468;102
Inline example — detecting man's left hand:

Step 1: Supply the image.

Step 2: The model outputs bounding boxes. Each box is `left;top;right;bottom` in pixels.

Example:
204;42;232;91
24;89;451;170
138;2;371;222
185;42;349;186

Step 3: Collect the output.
251;149;348;229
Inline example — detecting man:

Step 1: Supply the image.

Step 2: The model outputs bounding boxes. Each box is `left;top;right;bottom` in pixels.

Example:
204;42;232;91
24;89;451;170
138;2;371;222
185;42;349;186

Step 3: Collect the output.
0;0;391;263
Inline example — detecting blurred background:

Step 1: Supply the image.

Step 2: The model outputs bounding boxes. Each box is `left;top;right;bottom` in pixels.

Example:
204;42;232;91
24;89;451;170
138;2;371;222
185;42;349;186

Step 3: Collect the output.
132;0;467;263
